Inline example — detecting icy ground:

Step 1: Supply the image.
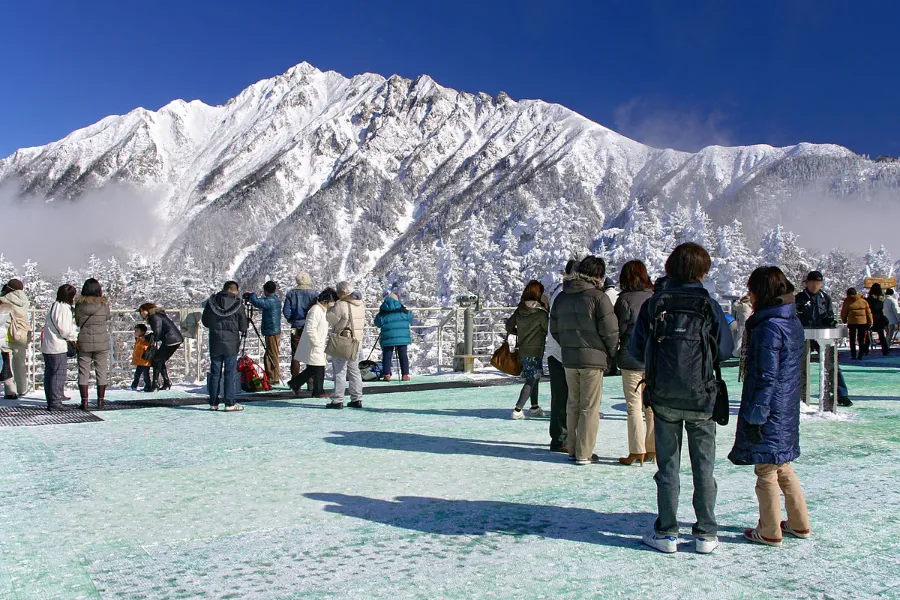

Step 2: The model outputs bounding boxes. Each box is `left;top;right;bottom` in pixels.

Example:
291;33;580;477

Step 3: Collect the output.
1;356;898;599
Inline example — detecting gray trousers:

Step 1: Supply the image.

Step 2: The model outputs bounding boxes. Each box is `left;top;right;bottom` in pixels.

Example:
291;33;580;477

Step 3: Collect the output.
331;357;362;403
43;352;69;408
77;350;109;386
652;405;718;540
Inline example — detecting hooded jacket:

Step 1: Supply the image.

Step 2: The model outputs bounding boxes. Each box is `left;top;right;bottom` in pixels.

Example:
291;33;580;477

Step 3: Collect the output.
202;292;248;357
614;288;654;371
374;297;412;348
294;303;328;366
840;295;873;326
549;275;618;370
283;287;319;329
506;301;549;359
728;302;804;466
327;296;366;340
248;292;282;336
0;289;31;348
75;296;111;353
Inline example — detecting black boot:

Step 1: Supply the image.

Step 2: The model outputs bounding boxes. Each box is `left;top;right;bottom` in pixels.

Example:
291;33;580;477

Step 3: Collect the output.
97;385;106;410
79;385;89;411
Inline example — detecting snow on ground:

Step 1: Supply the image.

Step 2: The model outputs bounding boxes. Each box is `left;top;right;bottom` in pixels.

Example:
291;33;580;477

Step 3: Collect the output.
0;357;898;599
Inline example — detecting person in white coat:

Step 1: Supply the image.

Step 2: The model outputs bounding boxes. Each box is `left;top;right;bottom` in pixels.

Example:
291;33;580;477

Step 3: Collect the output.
885;289;899;344
41;284;79;410
0;279;32;397
288;289;337;398
325;281;366;409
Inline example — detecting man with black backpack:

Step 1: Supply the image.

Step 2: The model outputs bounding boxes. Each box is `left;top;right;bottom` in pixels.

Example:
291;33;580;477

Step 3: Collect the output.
629;243;734;555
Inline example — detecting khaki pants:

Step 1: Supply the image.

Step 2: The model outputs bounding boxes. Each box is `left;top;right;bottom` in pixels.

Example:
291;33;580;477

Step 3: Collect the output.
564;368;603;461
7;343;28;395
77;350;109;386
754;462;810;540
621;369;655;455
264;334;281;384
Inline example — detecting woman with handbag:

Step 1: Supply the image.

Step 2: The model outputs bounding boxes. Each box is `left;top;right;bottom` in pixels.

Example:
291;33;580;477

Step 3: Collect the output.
728;266;810;548
289;288;337;398
505;280;548;420
139;303;184;392
614;260;656;466
75;278;111;410
41;284;78;411
325;282;366;409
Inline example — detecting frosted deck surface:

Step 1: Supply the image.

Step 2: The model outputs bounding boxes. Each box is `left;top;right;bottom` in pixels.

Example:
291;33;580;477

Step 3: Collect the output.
1;356;898;599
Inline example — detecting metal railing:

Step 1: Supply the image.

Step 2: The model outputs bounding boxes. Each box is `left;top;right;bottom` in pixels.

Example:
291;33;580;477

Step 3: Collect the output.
21;304;516;390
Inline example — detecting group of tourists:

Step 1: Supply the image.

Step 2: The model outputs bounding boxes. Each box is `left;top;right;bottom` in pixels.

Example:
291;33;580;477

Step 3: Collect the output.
504;243;812;553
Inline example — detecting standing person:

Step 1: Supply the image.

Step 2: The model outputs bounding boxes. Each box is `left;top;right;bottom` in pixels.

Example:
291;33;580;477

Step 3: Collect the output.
630;243;735;555
545;260;578;453
614;260;655;466
505;281;549;420
130;324;152;391
41;284;78;411
326;281;366;409
0;285;14;399
884;289;899;344
283;273;319;378
732;294;753;358
247;281;283;385
139;303;184;392
202;281;249;411
729;266;810;547
75;278;111;410
549;256;618;466
795;271;852;404
0;279;31;398
374;292;412;382
289;288;337;398
865;283;890;356
840;288;873;360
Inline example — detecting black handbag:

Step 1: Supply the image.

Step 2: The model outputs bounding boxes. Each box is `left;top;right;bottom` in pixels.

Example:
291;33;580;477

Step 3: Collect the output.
142;343;157;362
66;341;78;358
713;364;729;426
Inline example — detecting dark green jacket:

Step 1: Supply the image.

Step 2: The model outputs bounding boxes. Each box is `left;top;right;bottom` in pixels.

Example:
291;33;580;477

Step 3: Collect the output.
549;275;619;369
505;302;549;358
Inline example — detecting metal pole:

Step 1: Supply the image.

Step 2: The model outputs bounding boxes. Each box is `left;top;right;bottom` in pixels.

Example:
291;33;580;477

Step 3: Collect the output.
800;340;811;405
822;341;838;413
464;305;474;373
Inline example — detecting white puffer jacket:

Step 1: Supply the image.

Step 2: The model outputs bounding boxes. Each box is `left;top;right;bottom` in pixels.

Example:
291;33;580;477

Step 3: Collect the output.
885;295;900;326
294;303;328;366
40;302;78;355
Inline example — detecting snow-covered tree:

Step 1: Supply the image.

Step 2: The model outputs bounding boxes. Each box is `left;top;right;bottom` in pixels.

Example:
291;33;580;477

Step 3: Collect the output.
616;199;672;279
84;254;104;280
760;225;810;286
709;219;758;297
819;248;862;296
22;260;54;308
125;253;159;307
864;245;894;279
0;254;18;284
683;201;714;251
60;267;82;287
667;204;692;246
105;257;127;306
179;254;209;305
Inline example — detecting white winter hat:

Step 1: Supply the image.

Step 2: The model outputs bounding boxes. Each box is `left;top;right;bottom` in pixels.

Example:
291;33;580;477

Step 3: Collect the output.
295;272;312;287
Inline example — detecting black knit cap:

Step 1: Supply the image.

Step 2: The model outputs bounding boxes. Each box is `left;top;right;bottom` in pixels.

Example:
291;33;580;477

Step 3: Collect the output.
805;271;824;282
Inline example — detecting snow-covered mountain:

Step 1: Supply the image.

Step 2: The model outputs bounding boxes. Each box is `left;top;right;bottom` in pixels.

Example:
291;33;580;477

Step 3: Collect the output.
2;62;899;304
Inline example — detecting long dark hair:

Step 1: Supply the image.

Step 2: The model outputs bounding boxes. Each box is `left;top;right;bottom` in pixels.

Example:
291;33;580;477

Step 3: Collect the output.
747;266;794;311
81;278;103;297
519;280;545;308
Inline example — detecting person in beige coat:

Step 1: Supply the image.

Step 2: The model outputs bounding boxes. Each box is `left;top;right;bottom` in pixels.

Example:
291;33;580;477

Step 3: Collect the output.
0;279;31;398
74;278;111;410
325;282;366;409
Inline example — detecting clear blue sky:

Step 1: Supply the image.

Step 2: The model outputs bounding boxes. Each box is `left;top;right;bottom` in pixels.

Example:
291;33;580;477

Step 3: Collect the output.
1;0;897;158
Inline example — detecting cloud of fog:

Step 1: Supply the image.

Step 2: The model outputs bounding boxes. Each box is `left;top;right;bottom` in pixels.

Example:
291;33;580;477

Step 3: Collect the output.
613;98;734;152
780;189;900;259
0;179;166;277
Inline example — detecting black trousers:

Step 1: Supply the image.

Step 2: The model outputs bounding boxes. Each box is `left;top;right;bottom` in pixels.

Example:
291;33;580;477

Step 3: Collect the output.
547;356;569;450
151;344;181;387
289;365;325;395
869;325;890;356
848;325;868;359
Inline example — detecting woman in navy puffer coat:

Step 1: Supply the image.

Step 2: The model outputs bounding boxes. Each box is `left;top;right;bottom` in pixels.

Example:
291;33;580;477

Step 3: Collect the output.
374;293;412;381
729;266;811;548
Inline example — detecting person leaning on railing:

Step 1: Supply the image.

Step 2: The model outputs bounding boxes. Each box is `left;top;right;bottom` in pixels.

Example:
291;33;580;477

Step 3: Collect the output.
41;284;78;411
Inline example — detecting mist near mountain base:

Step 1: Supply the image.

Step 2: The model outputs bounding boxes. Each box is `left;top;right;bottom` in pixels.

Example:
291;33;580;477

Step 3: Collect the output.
0;179;166;276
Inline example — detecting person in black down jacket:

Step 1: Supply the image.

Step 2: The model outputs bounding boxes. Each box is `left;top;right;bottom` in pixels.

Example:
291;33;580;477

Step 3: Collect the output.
139;302;185;392
865;283;890;356
729;266;810;548
613;260;655;466
201;281;249;411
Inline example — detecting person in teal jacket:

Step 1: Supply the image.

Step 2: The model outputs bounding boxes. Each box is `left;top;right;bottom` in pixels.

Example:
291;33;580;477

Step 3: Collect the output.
246;281;283;385
374;293;412;381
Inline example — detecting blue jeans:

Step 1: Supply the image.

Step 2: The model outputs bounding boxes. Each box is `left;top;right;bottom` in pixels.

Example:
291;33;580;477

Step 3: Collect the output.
209;354;238;406
382;345;409;376
652;405;718;540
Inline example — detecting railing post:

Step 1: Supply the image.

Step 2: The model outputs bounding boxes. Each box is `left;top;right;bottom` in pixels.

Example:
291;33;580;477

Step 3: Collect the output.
464;305;475;373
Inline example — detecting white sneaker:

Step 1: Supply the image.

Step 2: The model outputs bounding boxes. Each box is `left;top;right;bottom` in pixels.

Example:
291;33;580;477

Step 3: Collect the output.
642;532;678;554
528;406;545;417
511;408;525;420
695;537;719;554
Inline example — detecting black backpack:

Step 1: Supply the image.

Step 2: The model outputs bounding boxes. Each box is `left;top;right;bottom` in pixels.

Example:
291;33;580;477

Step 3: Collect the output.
644;292;719;412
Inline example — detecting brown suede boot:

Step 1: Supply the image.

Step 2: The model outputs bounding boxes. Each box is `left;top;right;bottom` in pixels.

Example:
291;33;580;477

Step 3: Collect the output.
97;385;106;410
79;385;89;411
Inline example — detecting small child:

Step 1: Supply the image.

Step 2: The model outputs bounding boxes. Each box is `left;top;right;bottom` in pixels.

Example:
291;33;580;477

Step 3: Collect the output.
131;324;152;391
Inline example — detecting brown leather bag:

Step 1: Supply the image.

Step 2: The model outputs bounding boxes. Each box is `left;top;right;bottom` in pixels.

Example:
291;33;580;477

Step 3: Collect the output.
491;340;522;376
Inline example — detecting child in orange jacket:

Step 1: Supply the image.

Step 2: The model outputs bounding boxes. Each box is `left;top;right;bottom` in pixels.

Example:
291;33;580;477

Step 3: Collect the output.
131;324;152;390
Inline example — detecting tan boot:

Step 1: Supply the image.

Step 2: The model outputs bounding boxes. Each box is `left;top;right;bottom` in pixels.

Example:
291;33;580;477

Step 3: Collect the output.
97;385;106;410
79;385;89;411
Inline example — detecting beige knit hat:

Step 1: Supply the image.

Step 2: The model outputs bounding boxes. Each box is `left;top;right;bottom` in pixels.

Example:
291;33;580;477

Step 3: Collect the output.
295;272;312;288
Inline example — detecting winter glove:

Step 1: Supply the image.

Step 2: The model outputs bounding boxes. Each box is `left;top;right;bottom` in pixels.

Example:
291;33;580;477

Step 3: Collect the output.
746;425;762;444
